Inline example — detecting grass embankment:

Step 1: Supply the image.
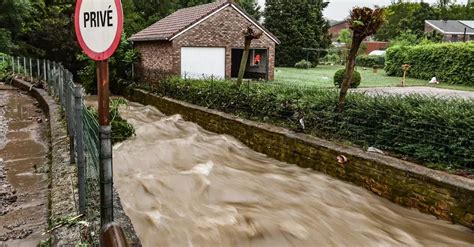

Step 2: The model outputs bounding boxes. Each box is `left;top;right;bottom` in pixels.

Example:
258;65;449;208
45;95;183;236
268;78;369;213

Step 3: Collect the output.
274;66;474;92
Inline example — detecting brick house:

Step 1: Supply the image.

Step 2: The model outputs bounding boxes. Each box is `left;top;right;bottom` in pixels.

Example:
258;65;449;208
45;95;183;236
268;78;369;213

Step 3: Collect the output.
425;20;474;42
329;20;350;41
130;0;280;81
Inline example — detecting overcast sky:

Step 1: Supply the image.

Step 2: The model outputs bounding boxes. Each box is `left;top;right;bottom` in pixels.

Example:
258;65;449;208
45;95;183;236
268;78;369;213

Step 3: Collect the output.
257;0;469;21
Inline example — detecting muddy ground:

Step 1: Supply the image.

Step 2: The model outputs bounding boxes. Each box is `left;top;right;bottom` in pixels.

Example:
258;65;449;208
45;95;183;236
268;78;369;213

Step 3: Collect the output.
0;84;50;245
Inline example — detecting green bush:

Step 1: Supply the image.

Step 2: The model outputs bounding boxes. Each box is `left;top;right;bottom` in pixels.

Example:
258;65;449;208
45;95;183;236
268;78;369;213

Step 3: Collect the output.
149;78;474;171
385;42;474;85
356;55;385;67
88;98;135;144
294;59;312;69
78;35;138;95
0;53;9;81
334;69;361;88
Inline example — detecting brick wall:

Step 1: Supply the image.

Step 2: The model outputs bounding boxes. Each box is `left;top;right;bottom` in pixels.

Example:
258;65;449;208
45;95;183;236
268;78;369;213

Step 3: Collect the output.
363;41;390;54
126;88;474;230
134;41;174;82
134;5;276;81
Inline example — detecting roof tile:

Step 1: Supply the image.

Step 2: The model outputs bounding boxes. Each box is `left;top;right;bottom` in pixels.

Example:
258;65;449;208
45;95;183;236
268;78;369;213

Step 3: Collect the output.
130;0;229;41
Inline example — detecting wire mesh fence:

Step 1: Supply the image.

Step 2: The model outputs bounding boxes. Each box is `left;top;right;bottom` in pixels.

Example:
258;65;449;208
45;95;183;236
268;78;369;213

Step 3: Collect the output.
1;54;101;226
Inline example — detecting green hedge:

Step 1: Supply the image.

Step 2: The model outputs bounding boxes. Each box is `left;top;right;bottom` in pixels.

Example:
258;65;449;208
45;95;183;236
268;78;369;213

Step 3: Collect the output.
149;78;474;171
385;42;474;85
356;55;385;68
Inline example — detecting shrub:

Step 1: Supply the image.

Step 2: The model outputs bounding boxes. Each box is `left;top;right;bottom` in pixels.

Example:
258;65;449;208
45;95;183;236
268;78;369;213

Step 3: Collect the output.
294;59;312;69
87;98;135;144
148;78;474;170
334;69;361;88
78;35;138;95
0;56;8;81
356;55;385;67
385;42;474;85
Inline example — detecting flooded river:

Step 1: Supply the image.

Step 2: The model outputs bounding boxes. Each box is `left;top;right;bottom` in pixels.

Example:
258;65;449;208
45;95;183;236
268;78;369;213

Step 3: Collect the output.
0;84;49;245
114;102;474;247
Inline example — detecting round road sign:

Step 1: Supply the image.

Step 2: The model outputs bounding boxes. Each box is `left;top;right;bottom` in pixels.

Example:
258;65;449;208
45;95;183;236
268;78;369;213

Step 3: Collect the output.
74;0;123;61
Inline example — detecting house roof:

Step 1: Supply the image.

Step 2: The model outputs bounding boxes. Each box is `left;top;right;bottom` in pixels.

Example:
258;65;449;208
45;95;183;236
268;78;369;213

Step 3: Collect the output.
130;0;280;44
329;20;348;28
425;20;474;35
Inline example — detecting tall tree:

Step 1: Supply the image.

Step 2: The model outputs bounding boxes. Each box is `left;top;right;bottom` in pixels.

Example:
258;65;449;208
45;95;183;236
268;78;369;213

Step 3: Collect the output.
376;2;438;41
264;0;330;67
236;0;262;21
376;1;474;41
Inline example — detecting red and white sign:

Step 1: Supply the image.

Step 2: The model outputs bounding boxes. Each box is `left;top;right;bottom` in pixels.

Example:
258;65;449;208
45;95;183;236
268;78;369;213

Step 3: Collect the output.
74;0;123;61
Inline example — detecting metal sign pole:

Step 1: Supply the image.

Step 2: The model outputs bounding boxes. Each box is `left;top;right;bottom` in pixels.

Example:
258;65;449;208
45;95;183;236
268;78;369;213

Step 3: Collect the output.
97;60;113;226
75;0;123;229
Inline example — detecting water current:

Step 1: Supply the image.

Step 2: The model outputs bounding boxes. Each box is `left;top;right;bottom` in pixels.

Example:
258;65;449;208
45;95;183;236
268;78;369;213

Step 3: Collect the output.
113;102;474;247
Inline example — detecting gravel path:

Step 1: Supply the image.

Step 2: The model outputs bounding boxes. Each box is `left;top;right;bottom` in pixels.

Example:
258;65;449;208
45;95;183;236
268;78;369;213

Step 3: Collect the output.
354;86;474;100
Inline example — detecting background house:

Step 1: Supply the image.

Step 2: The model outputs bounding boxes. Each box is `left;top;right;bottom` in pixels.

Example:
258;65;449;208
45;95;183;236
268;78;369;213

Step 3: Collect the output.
329;20;389;55
425;20;474;42
130;0;280;82
329;20;350;41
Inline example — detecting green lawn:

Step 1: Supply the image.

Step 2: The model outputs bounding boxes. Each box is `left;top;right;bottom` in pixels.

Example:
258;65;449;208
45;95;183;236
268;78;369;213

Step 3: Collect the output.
274;66;474;92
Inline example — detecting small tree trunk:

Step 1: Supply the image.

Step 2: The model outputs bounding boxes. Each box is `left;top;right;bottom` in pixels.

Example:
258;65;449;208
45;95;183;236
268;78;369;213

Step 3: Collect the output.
338;38;363;112
237;38;252;87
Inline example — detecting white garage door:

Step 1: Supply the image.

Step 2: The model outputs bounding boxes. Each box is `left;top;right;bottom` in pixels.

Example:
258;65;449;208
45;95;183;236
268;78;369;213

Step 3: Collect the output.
181;47;226;79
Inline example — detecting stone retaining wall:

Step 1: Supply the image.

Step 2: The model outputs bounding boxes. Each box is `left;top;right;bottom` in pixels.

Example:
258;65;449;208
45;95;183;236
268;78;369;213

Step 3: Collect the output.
127;88;474;229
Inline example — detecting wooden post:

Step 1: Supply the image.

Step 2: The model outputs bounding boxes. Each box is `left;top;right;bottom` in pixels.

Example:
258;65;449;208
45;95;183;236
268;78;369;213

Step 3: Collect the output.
237;27;262;86
237;38;252;86
401;64;411;87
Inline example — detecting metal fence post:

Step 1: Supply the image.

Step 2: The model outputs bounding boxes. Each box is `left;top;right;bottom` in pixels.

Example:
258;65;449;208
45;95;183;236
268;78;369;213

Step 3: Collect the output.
11;57;15;74
74;86;86;215
43;60;47;82
29;58;32;81
100;125;113;226
23;57;26;76
47;61;50;83
37;59;40;80
68;74;76;164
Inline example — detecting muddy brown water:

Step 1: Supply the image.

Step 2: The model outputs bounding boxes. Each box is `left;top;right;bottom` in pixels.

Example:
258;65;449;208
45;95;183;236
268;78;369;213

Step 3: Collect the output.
0;84;49;245
113;102;474;247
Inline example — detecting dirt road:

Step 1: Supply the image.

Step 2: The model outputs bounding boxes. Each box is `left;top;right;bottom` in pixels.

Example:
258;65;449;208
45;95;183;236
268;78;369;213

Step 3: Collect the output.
355;86;474;99
0;84;49;245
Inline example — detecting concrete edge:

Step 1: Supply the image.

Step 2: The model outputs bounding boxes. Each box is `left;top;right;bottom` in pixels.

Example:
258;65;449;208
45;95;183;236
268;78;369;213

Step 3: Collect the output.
11;78;83;245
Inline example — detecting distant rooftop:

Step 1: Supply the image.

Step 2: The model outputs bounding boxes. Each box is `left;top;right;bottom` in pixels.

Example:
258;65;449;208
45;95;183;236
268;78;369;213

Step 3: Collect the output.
425;20;474;35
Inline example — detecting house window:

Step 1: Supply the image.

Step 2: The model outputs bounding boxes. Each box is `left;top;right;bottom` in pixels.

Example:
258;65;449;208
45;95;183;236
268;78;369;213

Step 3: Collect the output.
250;49;266;67
470;35;474;41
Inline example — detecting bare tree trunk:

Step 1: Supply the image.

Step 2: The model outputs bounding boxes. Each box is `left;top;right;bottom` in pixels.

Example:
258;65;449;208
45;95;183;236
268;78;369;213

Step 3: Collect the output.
338;38;363;112
237;38;252;87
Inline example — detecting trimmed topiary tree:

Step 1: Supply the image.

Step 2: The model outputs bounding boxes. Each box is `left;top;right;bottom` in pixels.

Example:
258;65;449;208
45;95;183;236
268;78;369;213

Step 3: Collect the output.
334;69;361;88
338;7;385;112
